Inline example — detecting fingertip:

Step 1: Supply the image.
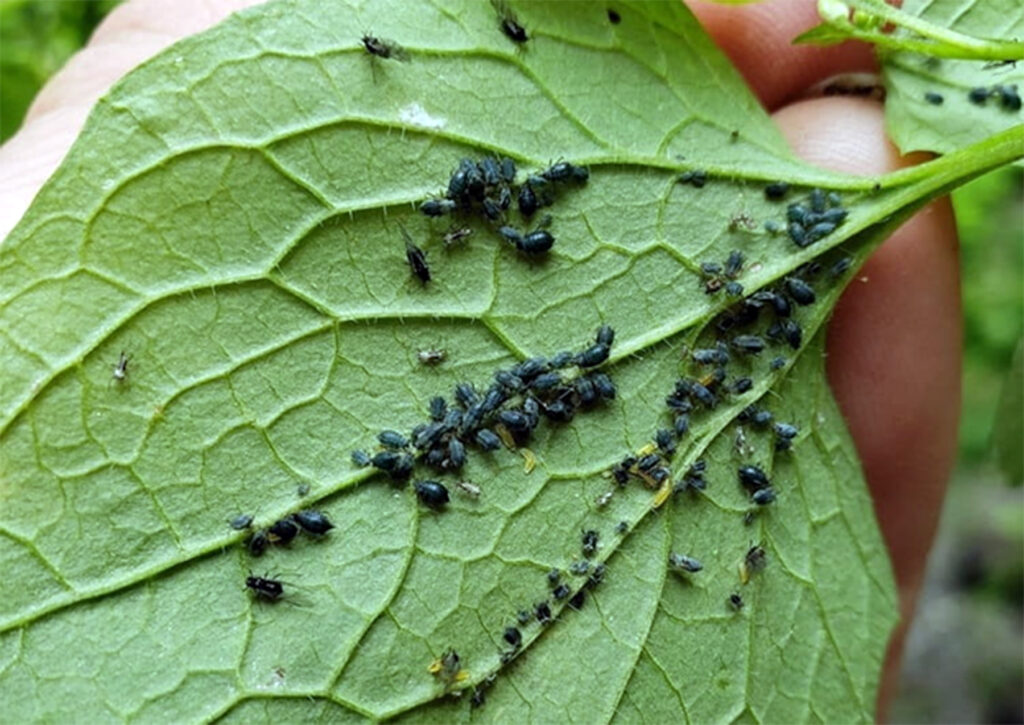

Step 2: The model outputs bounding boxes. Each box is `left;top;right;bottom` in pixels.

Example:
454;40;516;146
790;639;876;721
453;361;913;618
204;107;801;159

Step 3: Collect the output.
687;0;876;109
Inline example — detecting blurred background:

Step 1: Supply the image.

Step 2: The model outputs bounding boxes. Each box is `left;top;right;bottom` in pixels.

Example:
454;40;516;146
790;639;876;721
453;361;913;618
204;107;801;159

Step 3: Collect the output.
1;1;1021;722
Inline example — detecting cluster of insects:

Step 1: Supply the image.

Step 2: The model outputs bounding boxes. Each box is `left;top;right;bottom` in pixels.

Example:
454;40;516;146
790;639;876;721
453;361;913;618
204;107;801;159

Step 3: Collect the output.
417;155;589;266
967;83;1021;111
772;188;849;249
352;325;617;511
240;509;335;560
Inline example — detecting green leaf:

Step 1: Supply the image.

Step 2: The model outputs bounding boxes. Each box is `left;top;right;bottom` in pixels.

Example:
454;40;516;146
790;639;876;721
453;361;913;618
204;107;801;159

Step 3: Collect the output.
797;0;1024;60
879;0;1024;160
0;0;1021;720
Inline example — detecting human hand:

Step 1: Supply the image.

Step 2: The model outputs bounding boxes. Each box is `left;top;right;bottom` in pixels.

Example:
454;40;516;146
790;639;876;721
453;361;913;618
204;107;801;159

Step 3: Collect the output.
0;0;956;717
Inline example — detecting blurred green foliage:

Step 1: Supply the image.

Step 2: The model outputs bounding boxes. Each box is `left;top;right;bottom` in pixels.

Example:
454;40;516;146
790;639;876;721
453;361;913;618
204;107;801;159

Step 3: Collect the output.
0;0;121;142
0;0;1021;469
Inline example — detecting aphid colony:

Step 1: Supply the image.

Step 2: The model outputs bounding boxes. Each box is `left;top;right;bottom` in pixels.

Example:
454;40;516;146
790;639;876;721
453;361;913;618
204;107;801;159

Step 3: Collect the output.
417;156;589;266
967;83;1021;111
775;188;848;249
239;509;335;561
352;324;617;510
460;538;609;709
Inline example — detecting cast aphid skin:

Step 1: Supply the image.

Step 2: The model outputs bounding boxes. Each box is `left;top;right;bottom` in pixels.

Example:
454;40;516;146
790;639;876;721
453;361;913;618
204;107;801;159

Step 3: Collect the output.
418;348;447;366
595;490;613;508
428;648;466;686
230;514;253;530
668;552;703;573
414;480;450;509
455;480;481;498
112;351;131;383
246;574;285;602
293;510;334;535
361;34;410;62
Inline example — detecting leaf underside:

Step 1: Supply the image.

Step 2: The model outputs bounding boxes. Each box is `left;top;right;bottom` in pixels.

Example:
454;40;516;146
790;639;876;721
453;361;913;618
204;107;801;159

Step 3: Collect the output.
882;0;1024;160
13;0;1024;720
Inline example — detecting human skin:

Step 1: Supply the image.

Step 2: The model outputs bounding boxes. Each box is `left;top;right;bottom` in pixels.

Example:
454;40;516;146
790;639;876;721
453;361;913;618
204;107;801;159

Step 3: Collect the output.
0;0;957;718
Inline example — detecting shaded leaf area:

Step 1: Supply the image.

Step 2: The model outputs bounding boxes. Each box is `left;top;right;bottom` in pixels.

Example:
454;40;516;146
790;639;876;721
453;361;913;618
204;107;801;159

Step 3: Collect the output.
3;0;1019;720
801;0;1024;159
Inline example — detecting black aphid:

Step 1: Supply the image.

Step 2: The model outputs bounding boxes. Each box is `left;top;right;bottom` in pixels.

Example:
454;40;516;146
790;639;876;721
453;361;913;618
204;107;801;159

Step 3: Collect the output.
503;626;523;649
725;250;745;278
568;589;586;610
378;430;409;449
924;91;944;105
607;8;621;23
535;601;553;623
268;517;299;545
293;510;334;535
774;422;798;440
655;428;676;455
809;188;826;213
586;563;606;588
732;335;766;355
246;574;285;602
517;609;532;625
414;480;450;509
728;593;744;611
492;0;528;43
420;198;456;217
769;356;787;371
638;453;661;471
732;377;753;394
582;529;600;558
247;530;269;557
351;449;371;467
615;520;629;535
402;228;431;283
361;34;410;62
475;428;502;451
518;229;555;255
968;86;989;105
591;372;616;400
745;545;768;576
668;552;703;573
738;464;770;490
788;222;809;248
547;568;561;586
752;487;777;505
830;257;853;278
447;438;467;469
553;584;570;600
998;84;1022;110
428;396;447;422
690;381;717;408
230;514;253;530
673;413;690;436
764;181;790;200
764;219;781;234
517;183;538;217
785;277;816;305
576;342;610;368
679;169;707;187
454;382;478;408
725;281;744;297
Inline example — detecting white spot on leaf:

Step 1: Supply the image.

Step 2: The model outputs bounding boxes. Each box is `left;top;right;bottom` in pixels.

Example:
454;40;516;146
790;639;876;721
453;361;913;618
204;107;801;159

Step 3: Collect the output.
398;103;446;130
